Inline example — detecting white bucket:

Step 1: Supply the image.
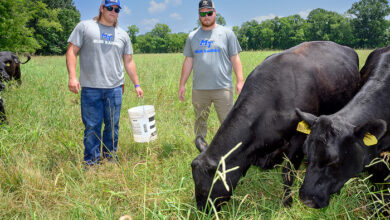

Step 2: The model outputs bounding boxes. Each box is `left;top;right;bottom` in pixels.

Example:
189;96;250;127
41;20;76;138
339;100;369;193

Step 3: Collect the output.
128;105;157;143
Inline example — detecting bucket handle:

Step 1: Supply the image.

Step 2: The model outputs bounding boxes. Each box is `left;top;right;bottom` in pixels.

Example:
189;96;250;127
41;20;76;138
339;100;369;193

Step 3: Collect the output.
137;97;146;115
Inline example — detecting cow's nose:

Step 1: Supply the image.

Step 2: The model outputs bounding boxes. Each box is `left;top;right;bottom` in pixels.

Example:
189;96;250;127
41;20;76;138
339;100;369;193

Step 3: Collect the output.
299;191;328;209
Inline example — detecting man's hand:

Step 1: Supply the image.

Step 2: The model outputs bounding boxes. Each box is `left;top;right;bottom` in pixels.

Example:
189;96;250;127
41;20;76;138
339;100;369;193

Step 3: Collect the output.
135;87;144;98
235;81;244;95
68;77;81;94
178;85;186;101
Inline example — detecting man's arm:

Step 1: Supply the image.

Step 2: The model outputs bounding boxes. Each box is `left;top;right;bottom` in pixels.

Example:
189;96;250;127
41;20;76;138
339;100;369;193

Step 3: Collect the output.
230;54;244;95
66;43;81;94
123;54;143;97
178;56;194;101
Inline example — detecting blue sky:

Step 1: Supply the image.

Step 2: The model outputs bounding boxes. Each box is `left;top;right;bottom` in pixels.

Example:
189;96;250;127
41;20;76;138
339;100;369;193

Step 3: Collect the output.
73;0;361;34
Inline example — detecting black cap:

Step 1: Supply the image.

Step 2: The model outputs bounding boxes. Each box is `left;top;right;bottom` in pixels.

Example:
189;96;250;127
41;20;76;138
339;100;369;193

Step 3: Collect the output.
199;0;215;9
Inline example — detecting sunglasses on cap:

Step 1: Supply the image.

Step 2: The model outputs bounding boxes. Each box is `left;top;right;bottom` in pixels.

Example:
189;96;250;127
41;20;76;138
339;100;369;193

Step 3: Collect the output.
199;10;214;17
105;6;120;13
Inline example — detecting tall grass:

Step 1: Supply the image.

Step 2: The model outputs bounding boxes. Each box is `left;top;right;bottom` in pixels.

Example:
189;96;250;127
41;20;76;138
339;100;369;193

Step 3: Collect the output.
0;50;386;219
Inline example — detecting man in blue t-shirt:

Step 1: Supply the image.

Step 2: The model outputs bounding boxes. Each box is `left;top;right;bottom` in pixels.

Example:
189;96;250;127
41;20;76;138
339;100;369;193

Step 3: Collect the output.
178;0;244;139
66;0;143;166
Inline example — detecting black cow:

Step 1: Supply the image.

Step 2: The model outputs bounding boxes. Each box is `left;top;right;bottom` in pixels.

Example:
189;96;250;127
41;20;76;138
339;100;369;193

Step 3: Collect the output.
192;41;365;210
297;46;390;209
0;51;31;85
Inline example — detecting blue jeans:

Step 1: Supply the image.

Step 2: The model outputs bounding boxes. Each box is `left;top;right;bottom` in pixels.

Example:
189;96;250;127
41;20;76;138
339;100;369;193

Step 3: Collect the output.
81;86;123;164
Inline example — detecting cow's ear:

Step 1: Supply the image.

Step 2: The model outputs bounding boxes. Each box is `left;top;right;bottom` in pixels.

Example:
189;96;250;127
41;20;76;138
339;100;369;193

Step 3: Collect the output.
295;108;317;126
354;119;387;147
195;135;208;152
295;108;317;134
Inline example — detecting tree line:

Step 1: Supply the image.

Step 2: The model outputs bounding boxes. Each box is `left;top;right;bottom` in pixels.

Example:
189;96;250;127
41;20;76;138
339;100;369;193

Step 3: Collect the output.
0;0;80;55
234;0;390;50
0;0;389;55
130;0;390;53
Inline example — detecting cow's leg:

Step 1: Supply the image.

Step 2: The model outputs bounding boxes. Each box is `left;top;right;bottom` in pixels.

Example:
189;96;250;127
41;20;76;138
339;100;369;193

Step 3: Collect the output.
0;81;5;91
0;97;6;124
282;134;305;207
252;142;289;170
14;64;21;85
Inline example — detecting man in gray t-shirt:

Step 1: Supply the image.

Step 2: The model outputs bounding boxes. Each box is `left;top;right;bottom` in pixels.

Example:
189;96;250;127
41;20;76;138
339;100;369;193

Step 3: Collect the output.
178;0;244;139
66;0;143;166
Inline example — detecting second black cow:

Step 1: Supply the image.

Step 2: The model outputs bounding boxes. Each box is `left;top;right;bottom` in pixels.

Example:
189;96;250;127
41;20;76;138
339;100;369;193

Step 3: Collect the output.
192;41;366;210
297;46;390;209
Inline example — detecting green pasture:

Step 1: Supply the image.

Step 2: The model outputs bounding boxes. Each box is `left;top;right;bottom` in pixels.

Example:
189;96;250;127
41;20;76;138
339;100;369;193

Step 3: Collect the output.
0;50;388;219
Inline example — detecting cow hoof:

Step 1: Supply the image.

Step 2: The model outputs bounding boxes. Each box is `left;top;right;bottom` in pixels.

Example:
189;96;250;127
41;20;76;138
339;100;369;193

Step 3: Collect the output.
282;196;293;207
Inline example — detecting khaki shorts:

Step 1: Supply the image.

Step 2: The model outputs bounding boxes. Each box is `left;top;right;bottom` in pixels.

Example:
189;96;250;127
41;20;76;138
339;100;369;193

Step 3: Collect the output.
192;88;233;138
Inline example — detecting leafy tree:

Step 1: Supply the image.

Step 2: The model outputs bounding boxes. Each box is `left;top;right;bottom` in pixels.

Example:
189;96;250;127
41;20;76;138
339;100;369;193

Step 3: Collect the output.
0;0;40;53
258;20;275;49
348;0;390;48
167;33;188;53
216;13;226;26
306;8;354;46
26;0;79;55
127;25;139;44
237;20;262;50
151;23;171;39
40;0;77;10
58;8;80;54
273;15;307;49
28;1;63;55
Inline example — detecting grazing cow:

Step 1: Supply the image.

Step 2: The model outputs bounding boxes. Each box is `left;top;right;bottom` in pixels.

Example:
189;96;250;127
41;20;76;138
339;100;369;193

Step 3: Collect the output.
297;46;390;209
0;51;31;85
192;41;365;211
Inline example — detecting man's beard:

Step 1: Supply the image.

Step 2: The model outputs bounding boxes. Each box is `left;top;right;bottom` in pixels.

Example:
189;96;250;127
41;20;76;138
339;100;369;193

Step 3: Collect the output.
201;17;216;28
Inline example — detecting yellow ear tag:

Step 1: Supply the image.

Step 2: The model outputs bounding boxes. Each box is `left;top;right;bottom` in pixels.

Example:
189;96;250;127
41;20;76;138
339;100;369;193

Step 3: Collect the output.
297;121;311;135
363;133;378;146
5;63;10;67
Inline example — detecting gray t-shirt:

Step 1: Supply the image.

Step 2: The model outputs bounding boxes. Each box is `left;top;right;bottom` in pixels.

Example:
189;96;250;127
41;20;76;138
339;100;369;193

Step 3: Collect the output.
183;24;242;90
68;20;133;88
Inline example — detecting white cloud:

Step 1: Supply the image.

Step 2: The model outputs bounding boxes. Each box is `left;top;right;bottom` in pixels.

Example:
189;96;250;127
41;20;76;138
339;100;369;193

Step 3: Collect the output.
253;14;277;22
149;0;166;13
148;0;182;14
299;9;312;19
142;18;160;31
252;9;312;23
170;13;182;20
122;6;131;15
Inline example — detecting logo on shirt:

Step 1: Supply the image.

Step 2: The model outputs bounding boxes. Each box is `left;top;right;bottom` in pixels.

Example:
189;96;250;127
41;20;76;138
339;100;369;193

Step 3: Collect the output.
195;39;220;54
200;40;214;48
102;33;113;41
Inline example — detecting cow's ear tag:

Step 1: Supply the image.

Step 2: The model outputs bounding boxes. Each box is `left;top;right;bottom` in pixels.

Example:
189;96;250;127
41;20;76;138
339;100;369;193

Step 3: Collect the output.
5;62;10;67
297;121;311;135
363;133;378;146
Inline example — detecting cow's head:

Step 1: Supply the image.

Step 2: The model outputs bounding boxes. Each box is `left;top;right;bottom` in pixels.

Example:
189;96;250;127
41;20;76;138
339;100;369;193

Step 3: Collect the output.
296;109;387;208
191;136;246;211
0;62;10;82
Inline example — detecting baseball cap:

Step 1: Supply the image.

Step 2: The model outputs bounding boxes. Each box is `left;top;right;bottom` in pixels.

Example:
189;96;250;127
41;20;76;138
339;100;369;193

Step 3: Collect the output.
199;0;215;9
101;0;121;9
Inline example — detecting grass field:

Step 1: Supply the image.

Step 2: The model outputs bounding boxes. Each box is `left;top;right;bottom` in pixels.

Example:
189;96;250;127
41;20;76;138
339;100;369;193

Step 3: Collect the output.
0;50;388;219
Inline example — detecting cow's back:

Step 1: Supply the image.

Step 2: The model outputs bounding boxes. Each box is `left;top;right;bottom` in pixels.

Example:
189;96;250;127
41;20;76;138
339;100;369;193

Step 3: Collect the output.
360;46;390;87
241;41;360;116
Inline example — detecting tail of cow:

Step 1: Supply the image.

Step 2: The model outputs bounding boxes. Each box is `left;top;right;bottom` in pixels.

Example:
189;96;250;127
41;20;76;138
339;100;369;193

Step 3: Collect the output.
20;53;31;64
